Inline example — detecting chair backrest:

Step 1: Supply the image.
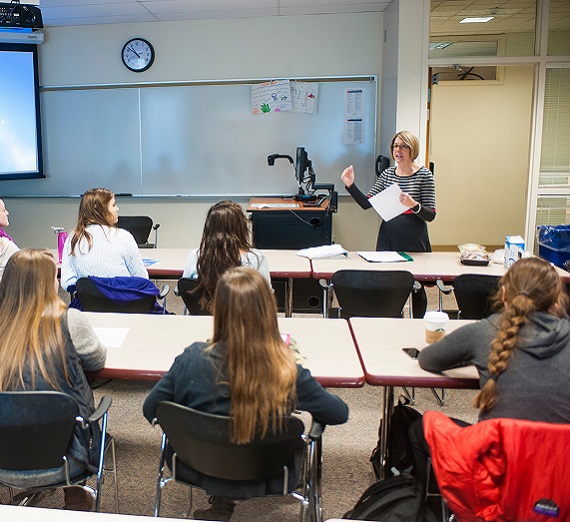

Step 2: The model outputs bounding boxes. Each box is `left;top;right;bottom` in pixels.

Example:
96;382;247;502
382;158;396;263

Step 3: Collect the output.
424;411;570;521
177;278;209;316
452;274;500;320
117;216;154;247
332;269;415;318
0;391;79;471
76;276;160;313
155;401;305;481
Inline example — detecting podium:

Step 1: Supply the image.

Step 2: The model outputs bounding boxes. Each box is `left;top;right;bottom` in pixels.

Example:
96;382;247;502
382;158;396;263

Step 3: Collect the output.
247;197;332;249
247;197;333;313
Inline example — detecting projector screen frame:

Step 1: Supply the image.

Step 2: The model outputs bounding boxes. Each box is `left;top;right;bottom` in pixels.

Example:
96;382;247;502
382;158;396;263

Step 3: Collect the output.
0;42;44;181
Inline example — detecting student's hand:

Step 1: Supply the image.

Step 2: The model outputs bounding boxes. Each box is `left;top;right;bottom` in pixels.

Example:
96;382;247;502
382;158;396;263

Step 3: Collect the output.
341;165;355;187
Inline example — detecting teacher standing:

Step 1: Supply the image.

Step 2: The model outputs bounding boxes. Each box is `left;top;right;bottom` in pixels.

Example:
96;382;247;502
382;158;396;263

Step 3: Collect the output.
341;130;436;252
341;131;436;316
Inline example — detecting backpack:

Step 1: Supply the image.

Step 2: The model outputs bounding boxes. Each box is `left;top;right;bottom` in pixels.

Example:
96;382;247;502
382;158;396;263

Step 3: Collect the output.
342;473;439;522
370;395;422;480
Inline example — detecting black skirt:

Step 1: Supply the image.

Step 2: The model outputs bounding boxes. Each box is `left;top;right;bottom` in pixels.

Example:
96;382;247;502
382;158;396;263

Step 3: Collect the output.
376;213;431;252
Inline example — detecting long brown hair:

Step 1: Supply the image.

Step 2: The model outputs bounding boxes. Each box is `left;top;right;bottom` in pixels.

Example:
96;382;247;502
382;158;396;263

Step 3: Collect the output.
0;249;69;390
212;267;297;444
474;257;566;412
70;188;116;255
196;200;252;312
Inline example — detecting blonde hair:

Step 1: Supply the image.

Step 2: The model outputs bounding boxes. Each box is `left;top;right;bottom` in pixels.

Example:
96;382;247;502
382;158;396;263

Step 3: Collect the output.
0;249;69;390
390;131;420;160
71;188;116;255
474;257;566;412
212;267;297;444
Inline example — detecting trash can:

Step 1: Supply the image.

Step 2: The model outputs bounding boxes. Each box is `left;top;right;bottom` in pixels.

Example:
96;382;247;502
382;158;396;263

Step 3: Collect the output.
536;225;570;269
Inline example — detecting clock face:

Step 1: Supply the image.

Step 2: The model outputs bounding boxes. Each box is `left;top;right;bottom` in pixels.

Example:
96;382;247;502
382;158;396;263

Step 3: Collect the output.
122;38;155;72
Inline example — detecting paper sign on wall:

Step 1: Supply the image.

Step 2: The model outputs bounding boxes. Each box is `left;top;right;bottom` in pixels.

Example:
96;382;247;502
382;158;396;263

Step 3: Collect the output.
251;80;292;115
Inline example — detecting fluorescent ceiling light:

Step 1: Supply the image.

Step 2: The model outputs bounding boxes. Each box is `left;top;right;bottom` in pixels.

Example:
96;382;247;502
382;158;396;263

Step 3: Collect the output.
429;42;453;50
459;16;494;23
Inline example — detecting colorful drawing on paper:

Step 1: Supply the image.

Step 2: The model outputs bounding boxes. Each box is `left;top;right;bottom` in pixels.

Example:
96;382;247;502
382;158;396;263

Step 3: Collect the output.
251;80;292;115
291;82;318;114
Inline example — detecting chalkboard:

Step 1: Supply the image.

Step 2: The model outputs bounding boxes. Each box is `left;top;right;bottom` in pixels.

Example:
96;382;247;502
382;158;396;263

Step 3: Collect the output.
0;77;377;197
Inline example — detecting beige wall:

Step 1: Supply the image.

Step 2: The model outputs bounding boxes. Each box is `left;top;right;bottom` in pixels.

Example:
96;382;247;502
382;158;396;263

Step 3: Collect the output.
428;65;534;249
3;12;383;251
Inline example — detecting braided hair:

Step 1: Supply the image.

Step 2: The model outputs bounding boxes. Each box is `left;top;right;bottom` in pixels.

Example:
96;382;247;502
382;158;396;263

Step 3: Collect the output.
474;257;566;412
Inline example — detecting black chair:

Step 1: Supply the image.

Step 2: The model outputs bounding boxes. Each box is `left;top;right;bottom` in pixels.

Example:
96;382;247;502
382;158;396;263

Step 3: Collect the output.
331;269;417;319
76;276;170;313
117;216;160;248
0;391;118;512
174;278;209;316
152;401;324;521
330;270;443;407
436;274;500;319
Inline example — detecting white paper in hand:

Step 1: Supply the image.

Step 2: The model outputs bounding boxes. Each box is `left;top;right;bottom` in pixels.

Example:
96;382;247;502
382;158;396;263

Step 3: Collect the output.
369;183;408;222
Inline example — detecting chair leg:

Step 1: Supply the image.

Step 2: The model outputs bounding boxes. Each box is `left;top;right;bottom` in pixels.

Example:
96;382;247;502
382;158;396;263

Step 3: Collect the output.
105;436;119;513
154;432;168;517
401;387;415;405
430;388;445;407
95;412;109;512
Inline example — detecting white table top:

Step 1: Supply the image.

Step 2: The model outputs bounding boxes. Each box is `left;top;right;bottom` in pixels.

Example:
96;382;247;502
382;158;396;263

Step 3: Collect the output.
311;251;512;283
85;313;364;388
139;248;312;279
349;317;479;389
0;505;194;522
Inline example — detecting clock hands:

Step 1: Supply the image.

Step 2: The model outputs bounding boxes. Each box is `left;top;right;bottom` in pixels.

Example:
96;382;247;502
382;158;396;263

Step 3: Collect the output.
127;46;141;58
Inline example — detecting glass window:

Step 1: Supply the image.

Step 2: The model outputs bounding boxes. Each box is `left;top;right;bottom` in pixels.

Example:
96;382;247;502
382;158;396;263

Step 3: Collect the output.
430;0;537;58
539;69;570;187
548;0;570;55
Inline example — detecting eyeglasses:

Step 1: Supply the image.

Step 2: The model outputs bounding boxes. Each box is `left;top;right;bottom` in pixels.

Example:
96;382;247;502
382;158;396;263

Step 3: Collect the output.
391;143;410;150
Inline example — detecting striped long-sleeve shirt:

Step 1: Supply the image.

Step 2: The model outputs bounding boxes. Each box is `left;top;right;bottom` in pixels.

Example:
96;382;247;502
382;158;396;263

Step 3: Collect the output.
369;166;436;216
346;166;436;223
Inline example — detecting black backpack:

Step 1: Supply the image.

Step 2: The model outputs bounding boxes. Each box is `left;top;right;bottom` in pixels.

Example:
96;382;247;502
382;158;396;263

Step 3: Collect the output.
370;395;422;480
342;473;439;522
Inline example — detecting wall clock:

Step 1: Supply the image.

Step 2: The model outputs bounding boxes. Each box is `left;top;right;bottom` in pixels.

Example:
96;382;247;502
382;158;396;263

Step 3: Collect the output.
122;38;155;72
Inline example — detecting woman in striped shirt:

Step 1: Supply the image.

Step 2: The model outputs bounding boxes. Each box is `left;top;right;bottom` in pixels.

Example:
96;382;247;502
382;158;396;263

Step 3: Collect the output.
341;131;436;315
341;130;436;252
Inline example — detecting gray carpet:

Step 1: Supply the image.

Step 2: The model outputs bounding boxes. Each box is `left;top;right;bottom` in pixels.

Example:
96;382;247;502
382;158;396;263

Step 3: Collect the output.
1;285;479;519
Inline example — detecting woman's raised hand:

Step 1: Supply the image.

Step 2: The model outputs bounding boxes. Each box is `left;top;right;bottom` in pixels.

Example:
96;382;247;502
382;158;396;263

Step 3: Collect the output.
341;165;355;187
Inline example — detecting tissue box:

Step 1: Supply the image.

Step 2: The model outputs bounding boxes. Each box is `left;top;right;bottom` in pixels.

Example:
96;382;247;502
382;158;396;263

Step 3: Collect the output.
504;235;525;268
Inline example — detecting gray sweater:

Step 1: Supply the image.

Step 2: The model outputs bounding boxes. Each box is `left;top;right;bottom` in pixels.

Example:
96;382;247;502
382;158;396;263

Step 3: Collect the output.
418;312;570;423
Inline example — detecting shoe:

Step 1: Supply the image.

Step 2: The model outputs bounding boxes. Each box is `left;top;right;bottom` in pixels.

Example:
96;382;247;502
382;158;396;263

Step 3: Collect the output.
193;496;236;521
63;485;96;511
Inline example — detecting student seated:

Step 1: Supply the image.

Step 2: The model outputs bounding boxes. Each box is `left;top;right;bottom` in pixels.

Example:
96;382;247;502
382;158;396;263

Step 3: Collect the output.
61;188;148;291
0;249;107;511
409;257;570;496
182;200;270;313
143;267;348;520
0;198;20;280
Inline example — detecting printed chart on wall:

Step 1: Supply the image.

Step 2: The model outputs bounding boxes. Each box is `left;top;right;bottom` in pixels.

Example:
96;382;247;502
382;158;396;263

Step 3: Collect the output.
344;88;365;144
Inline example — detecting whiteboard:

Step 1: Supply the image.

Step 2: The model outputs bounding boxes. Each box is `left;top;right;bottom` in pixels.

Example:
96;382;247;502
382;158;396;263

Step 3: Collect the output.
0;78;377;197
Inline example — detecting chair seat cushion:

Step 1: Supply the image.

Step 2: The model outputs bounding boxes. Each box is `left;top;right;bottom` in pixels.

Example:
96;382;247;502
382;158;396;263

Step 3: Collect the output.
0;457;87;488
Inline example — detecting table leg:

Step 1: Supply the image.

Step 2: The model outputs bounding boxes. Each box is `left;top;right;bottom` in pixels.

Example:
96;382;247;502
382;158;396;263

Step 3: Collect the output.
285;277;293;318
378;385;395;481
321;279;333;318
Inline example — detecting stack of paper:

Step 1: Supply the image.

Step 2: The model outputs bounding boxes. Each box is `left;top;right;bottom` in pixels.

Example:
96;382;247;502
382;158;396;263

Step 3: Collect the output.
296;244;348;259
357;251;413;263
